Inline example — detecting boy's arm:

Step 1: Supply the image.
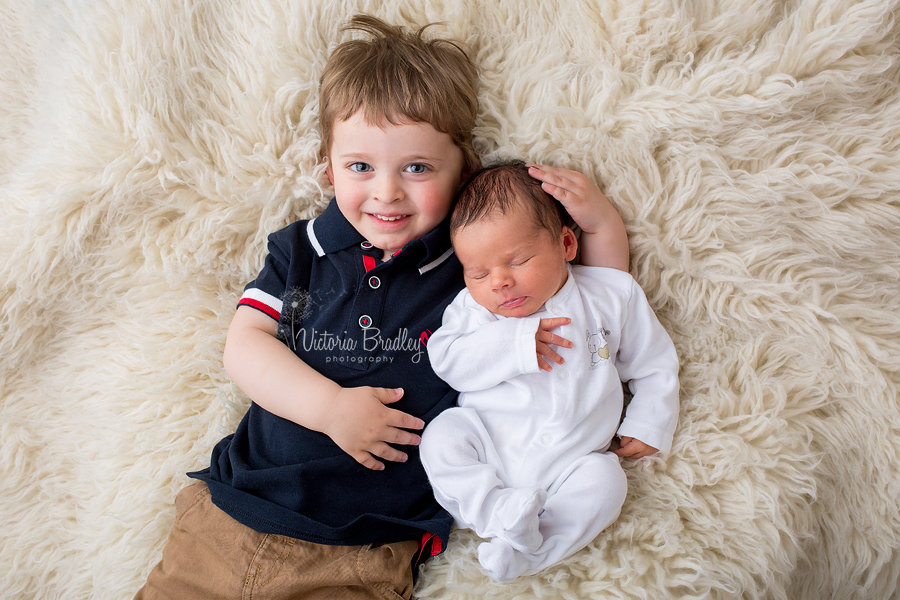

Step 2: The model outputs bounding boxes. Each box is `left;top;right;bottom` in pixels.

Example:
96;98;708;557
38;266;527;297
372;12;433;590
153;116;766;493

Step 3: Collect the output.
527;164;630;271
223;306;424;471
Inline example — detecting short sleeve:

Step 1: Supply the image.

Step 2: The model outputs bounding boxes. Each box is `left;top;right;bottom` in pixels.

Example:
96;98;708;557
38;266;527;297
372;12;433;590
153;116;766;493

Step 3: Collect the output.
237;221;313;322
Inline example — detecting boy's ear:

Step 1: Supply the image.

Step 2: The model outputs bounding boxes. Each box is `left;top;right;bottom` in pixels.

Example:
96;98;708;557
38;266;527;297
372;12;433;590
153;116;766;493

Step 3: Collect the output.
325;159;334;185
562;226;578;261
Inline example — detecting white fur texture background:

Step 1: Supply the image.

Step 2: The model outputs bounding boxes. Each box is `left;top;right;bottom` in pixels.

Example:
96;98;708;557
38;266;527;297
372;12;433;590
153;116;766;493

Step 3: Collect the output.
2;0;899;598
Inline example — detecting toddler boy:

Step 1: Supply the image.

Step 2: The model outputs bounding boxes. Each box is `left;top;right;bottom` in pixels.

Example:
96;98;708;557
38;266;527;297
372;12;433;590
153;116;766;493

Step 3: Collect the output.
421;162;680;582
136;16;629;599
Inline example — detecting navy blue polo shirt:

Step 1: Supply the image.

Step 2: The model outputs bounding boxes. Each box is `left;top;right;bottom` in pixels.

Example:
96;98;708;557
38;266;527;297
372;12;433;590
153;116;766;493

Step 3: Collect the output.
190;200;462;549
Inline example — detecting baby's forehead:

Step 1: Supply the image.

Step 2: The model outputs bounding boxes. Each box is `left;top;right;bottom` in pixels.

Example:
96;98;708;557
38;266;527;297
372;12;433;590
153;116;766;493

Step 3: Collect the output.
452;198;545;237
454;213;552;256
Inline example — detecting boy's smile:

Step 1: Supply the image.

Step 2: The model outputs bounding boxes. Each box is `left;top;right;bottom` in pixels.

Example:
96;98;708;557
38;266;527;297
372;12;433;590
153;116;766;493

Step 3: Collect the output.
326;111;464;260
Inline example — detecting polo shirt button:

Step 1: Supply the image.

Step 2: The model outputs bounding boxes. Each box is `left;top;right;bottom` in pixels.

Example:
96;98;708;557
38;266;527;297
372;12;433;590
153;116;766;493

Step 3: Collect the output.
368;276;381;289
361;241;374;249
541;434;553;445
557;369;569;381
358;315;372;328
551;305;564;315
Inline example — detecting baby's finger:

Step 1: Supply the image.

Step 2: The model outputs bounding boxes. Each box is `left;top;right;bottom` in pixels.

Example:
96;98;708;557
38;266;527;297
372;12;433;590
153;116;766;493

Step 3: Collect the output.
612;439;638;458
540;317;572;330
537;344;564;366
538;330;574;350
614;439;655;459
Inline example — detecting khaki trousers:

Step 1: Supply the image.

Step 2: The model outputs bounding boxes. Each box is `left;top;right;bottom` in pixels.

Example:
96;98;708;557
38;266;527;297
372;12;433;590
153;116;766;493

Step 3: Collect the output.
134;482;419;600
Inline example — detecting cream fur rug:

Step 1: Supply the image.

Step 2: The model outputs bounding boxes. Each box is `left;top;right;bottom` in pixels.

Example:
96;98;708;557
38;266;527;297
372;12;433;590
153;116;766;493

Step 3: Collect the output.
2;0;899;598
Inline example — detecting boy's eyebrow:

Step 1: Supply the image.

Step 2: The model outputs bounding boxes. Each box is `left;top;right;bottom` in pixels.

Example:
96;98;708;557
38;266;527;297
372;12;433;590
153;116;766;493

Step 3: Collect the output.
332;149;448;163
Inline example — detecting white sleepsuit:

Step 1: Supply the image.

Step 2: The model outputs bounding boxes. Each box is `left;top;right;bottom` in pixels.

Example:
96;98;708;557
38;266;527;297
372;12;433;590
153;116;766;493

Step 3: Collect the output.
421;265;680;581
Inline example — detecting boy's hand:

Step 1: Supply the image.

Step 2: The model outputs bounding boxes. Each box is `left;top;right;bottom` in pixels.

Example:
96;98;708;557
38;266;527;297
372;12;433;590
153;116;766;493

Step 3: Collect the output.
321;387;424;471
527;164;629;271
613;436;658;459
536;317;573;372
527;164;609;234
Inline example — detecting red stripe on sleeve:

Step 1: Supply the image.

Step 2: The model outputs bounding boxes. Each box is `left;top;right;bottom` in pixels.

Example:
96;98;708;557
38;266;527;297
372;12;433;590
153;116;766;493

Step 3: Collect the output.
238;298;281;321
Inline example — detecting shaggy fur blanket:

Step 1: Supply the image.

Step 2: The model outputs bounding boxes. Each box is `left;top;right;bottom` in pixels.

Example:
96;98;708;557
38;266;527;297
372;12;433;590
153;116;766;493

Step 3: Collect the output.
2;0;899;598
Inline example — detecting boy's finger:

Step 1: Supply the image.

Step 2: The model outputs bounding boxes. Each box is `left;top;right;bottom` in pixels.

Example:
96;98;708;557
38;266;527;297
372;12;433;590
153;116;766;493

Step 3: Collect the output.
387;422;423;445
389;409;424;431
528;164;579;190
356;453;386;471
542;181;576;203
527;163;565;178
376;387;405;404
372;442;409;464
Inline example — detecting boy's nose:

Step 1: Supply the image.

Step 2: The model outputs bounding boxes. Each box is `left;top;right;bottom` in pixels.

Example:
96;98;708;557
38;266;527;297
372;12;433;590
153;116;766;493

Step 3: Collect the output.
373;175;403;203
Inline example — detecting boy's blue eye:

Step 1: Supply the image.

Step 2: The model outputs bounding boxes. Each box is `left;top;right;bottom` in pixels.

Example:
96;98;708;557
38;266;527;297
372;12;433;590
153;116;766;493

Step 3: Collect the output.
350;162;372;173
405;164;428;174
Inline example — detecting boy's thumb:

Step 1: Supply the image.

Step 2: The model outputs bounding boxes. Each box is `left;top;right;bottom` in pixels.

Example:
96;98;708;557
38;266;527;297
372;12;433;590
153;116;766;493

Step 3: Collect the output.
381;387;404;404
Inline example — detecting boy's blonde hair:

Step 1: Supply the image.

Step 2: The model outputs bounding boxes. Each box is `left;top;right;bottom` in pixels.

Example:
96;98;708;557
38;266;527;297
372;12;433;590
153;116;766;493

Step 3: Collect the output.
319;15;480;176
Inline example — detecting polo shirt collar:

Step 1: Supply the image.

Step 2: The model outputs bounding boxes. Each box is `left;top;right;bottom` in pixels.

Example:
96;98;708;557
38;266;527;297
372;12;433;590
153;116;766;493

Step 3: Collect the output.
307;200;365;255
308;199;455;272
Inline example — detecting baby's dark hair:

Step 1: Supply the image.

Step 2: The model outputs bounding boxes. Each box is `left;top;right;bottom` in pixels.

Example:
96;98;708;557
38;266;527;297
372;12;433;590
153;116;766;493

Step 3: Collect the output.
451;161;570;240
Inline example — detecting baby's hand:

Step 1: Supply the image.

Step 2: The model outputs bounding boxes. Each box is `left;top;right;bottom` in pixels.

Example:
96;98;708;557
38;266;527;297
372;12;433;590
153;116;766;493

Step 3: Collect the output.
536;317;573;372
613;436;658;459
320;387;424;471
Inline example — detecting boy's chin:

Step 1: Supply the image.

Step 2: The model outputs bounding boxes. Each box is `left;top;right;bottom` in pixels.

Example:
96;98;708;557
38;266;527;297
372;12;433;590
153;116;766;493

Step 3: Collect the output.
366;230;431;257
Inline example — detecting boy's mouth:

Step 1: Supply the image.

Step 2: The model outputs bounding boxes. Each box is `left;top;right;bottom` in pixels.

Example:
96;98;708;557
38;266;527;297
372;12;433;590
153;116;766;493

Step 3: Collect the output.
372;213;409;222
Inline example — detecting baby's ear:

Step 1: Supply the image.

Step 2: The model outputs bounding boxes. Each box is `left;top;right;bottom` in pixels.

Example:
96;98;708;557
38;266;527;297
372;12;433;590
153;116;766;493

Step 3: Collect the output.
325;158;334;185
561;226;578;261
